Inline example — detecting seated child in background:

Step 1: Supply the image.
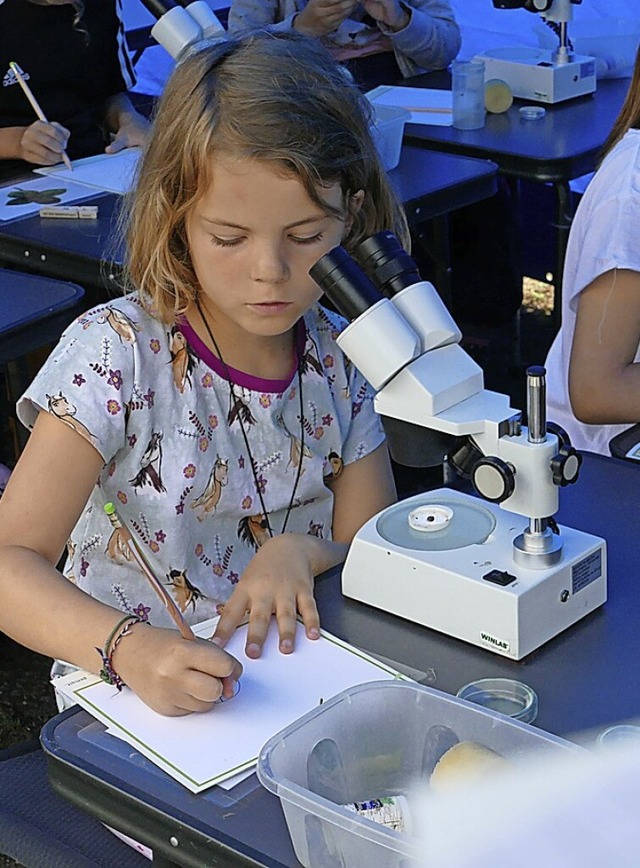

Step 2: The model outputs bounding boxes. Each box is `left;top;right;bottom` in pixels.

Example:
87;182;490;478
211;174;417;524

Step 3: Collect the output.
0;32;400;717
227;0;461;85
545;43;640;456
0;0;150;181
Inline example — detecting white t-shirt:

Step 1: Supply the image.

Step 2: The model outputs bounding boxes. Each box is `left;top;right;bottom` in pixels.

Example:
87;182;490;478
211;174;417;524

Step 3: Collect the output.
545;128;640;456
18;295;385;628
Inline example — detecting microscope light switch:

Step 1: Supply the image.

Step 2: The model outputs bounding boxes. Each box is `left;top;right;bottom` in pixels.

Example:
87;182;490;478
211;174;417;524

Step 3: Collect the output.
483;569;517;586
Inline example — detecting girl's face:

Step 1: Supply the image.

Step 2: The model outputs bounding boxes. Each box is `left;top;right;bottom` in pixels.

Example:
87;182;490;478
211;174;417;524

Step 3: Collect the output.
186;156;361;347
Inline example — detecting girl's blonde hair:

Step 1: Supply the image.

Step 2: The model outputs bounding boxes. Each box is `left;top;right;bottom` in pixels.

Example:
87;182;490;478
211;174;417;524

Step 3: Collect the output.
600;42;640;162
123;31;410;323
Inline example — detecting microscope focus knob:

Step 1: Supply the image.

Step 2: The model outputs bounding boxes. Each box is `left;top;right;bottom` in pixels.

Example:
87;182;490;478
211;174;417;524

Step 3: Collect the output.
551;446;582;487
547;421;570;449
471;456;515;503
547;421;582;486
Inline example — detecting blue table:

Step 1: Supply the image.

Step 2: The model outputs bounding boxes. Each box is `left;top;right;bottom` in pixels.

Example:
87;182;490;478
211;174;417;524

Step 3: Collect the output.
38;450;640;866
0;267;85;367
0;268;85;462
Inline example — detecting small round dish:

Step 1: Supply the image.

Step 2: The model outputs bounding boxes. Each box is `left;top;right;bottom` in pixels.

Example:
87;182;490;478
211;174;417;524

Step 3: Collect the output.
598;724;640;746
456;677;538;724
519;105;546;121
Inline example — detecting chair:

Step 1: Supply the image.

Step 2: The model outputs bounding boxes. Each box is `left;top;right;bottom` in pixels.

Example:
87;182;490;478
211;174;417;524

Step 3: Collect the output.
0;740;149;867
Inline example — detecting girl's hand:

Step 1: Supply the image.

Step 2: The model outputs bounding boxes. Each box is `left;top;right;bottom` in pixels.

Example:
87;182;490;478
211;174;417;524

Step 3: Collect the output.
294;0;358;36
114;623;243;716
20;120;70;166
212;534;321;659
361;0;410;31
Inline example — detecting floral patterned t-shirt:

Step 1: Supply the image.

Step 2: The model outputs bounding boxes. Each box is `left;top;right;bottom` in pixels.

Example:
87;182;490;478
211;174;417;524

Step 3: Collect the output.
18;294;385;627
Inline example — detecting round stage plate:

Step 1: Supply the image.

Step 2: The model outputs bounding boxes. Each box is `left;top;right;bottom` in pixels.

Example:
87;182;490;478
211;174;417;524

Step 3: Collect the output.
376;495;496;551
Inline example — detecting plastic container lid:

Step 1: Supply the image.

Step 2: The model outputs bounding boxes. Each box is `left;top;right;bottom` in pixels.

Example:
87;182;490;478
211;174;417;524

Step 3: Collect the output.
457;678;538;724
485;79;513;114
519;105;546;121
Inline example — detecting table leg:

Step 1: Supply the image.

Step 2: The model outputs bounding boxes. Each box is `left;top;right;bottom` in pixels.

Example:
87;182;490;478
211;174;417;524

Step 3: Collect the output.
552;180;574;332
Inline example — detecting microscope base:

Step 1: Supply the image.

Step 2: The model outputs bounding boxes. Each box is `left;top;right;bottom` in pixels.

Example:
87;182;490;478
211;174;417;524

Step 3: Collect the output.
342;489;606;660
474;47;596;104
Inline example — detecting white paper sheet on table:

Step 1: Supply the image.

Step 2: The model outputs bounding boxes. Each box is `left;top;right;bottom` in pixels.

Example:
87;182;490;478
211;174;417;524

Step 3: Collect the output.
54;618;407;793
35;148;142;195
0;175;101;221
367;85;453;126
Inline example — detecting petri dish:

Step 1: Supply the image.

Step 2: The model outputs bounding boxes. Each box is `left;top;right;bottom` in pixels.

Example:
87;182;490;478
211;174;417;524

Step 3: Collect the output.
519;105;546;121
598;724;640;746
457;677;538;723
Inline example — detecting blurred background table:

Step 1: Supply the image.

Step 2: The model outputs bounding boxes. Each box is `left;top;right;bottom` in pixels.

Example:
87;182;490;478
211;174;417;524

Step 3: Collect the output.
401;73;630;327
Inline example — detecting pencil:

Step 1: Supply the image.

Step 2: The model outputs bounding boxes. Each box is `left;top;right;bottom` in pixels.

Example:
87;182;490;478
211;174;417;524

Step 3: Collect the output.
9;61;73;172
403;106;452;114
104;503;196;641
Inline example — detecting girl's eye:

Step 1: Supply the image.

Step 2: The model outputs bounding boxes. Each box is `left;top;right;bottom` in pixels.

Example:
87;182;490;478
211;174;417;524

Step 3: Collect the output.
290;232;324;246
211;236;244;248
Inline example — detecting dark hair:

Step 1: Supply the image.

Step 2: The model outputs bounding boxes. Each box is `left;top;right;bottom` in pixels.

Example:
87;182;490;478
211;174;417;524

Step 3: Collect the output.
123;31;409;322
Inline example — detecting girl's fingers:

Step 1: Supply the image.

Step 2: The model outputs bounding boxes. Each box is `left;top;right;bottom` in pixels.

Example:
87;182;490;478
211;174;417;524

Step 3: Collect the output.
212;592;250;647
298;593;321;640
275;602;299;654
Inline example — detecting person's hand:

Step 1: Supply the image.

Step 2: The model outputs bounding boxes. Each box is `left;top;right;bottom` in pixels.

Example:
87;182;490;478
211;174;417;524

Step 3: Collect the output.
19;120;70;166
212;534;321;659
294;0;358;37
361;0;410;31
114;623;243;716
105;112;151;154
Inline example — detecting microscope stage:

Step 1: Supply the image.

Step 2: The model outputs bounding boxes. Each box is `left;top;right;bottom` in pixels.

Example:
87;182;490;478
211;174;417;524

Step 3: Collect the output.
475;46;596;104
342;489;606;659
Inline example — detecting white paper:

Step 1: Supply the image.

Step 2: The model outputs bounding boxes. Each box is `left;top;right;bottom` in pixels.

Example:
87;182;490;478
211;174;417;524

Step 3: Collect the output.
367;85;453;126
54;619;405;793
35;148;142;195
0;175;100;221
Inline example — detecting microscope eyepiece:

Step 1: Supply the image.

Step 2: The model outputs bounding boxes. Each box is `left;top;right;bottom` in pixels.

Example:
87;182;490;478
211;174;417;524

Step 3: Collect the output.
354;231;421;297
309;246;383;321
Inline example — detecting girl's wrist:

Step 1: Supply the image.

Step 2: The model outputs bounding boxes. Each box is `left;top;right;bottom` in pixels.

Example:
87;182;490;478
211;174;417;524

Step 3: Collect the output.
96;614;146;690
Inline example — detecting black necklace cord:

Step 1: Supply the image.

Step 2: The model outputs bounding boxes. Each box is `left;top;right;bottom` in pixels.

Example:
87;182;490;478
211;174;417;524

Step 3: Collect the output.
194;298;305;538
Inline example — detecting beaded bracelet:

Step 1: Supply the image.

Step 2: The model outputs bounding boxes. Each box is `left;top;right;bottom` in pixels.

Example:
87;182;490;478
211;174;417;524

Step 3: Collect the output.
96;614;143;690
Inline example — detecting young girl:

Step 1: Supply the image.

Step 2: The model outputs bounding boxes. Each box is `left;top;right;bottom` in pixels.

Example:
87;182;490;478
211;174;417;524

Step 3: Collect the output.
0;32;402;716
545;43;640;456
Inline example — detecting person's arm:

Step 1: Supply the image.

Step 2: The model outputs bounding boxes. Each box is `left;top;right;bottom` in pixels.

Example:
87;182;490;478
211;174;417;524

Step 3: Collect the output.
0;410;241;716
0;121;70;166
569;268;640;424
212;441;397;656
363;0;461;76
102;93;151;154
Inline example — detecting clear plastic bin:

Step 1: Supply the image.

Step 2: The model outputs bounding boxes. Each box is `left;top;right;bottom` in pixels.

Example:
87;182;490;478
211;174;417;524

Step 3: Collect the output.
257;680;578;868
369;104;409;171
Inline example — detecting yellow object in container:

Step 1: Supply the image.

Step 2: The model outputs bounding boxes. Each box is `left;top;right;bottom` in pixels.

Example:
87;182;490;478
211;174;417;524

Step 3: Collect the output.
430;741;510;792
484;79;513;114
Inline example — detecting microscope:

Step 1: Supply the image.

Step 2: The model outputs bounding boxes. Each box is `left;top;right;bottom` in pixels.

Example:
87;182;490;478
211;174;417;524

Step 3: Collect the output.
139;0;225;60
475;0;596;103
310;234;606;659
